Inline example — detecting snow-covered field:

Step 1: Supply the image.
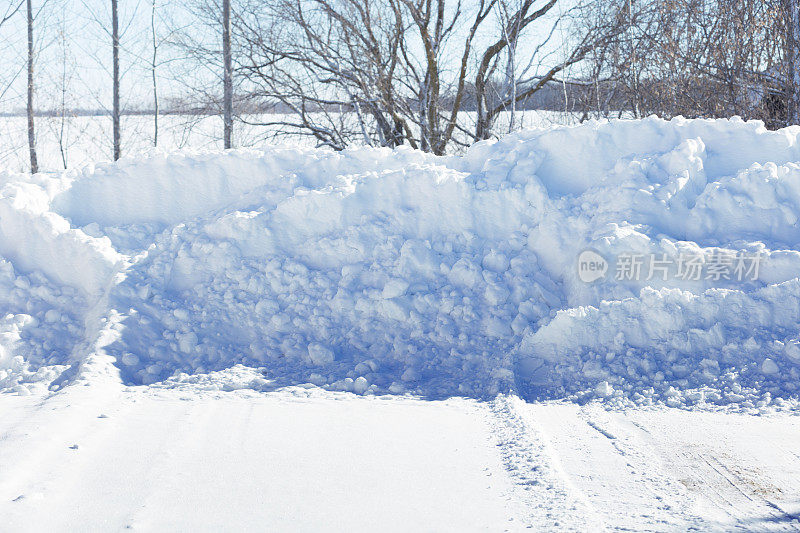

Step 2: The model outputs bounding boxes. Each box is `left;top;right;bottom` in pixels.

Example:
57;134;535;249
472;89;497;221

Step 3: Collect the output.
1;116;800;531
0;111;578;173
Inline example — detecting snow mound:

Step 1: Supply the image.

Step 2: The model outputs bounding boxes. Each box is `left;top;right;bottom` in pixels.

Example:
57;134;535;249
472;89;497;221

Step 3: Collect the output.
2;116;800;408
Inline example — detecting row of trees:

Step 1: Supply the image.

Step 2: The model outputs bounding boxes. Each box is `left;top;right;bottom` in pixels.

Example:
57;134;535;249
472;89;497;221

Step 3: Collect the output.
0;0;204;171
4;0;800;172
2;0;125;171
230;0;800;151
230;0;629;153
576;0;796;129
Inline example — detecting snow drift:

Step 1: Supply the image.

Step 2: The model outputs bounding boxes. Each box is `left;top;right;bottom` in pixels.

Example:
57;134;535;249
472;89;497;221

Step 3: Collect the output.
2;116;800;408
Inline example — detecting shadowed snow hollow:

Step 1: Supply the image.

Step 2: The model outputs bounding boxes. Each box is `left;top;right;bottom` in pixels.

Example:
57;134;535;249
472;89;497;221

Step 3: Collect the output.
2;116;800;407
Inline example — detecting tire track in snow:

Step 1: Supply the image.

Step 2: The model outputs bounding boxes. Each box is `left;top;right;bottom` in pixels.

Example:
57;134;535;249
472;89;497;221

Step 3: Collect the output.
486;395;604;531
511;402;712;531
612;411;800;532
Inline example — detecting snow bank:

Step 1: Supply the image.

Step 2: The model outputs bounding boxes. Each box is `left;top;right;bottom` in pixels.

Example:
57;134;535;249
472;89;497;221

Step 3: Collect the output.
2;116;800;408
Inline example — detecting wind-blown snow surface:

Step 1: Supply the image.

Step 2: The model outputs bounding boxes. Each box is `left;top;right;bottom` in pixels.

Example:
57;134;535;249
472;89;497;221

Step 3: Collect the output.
2;116;800;409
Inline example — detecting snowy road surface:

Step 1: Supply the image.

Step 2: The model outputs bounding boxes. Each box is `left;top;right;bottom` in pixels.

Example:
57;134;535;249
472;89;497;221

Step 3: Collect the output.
1;386;798;532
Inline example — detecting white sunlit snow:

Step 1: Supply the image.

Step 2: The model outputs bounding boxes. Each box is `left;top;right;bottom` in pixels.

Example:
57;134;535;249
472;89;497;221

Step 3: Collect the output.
2;117;800;531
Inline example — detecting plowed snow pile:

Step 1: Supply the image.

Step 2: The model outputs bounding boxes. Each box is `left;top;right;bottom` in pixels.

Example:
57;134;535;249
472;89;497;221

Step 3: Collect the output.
2;117;800;409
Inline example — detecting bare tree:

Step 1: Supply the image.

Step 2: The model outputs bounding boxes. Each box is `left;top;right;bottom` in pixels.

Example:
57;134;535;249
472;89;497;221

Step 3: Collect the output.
1;0;22;25
646;1;781;122
0;2;24;105
26;0;38;173
236;0;412;149
786;0;800;123
151;0;159;146
46;7;77;169
233;0;629;152
112;0;120;160
396;0;496;154
474;0;553;140
222;0;232;148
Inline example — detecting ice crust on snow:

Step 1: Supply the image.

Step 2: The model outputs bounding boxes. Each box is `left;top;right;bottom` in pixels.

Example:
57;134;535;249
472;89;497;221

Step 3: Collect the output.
2;116;800;408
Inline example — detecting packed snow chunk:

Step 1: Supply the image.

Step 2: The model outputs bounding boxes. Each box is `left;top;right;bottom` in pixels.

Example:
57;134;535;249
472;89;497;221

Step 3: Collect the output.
307;343;335;366
761;358;780;375
352;376;370;395
595;381;614;398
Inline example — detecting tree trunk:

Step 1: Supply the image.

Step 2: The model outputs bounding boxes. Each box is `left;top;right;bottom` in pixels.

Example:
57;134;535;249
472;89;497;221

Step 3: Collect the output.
112;0;120;160
222;0;233;149
58;25;68;169
627;0;640;118
788;0;800;125
151;0;158;146
26;0;38;174
475;86;491;141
